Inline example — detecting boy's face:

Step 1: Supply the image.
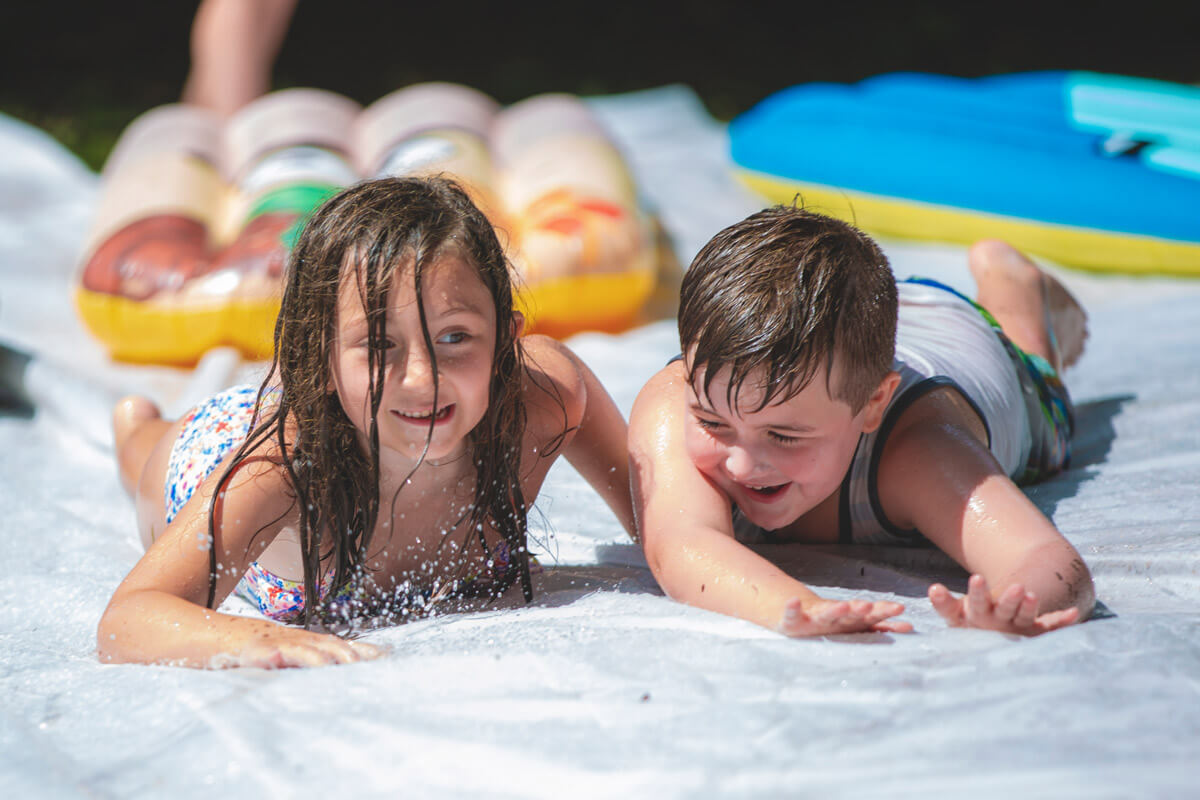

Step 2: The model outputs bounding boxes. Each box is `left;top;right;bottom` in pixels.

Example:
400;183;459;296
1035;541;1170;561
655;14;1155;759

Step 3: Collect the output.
683;354;892;532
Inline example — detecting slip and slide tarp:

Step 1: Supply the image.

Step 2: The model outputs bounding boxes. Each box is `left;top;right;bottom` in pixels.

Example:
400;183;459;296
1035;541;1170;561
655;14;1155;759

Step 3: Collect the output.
1;85;1198;798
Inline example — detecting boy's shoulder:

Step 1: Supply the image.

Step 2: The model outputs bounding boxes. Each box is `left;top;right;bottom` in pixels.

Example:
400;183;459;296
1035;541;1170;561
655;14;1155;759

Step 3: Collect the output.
634;357;687;400
630;358;687;427
873;385;993;529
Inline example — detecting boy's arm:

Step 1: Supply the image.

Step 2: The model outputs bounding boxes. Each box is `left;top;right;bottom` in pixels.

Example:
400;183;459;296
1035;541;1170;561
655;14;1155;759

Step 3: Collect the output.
97;451;381;668
630;365;911;636
878;405;1095;634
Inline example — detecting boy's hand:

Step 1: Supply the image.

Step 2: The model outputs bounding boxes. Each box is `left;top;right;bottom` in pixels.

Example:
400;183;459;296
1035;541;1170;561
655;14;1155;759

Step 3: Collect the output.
929;574;1080;636
778;597;913;637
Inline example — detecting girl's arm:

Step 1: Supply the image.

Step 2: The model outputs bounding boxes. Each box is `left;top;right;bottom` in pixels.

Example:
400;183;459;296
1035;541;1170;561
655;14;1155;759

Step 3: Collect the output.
629;365;911;636
878;404;1095;635
558;344;637;538
523;335;636;538
97;449;380;668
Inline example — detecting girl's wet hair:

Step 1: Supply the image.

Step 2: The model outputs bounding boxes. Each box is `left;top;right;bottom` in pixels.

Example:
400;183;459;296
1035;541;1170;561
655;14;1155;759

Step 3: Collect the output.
680;205;898;414
205;176;533;625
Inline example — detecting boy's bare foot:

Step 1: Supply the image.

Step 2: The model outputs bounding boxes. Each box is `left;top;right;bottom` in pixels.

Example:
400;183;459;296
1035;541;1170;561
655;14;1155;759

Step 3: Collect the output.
113;396;164;495
968;239;1088;372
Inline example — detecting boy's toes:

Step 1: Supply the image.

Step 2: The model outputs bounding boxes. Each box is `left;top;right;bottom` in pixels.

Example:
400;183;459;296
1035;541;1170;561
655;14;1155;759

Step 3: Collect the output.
1043;272;1089;369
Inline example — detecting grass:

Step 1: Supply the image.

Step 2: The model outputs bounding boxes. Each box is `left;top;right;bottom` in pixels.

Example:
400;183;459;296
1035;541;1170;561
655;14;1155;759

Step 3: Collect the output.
3;2;1197;173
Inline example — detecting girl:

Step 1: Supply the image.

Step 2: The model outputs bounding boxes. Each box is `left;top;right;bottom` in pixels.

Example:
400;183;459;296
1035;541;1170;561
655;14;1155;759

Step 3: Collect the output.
99;176;635;669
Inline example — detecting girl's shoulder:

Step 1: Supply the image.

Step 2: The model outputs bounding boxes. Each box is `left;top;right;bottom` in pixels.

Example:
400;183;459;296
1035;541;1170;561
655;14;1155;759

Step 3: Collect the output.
519;334;589;431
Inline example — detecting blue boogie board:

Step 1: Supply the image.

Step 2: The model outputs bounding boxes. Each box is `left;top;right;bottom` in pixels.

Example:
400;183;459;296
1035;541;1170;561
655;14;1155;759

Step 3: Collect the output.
730;72;1200;275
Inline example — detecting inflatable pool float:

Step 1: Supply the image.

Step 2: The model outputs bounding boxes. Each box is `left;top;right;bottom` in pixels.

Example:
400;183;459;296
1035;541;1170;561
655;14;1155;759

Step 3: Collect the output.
76;84;656;363
730;71;1200;275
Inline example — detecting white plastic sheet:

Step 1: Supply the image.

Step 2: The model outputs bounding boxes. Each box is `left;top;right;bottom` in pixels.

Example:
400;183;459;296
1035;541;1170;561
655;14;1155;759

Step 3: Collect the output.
1;87;1197;798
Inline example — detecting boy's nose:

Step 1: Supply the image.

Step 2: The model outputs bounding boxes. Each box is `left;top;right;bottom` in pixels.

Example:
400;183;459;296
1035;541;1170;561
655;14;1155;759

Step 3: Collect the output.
723;445;763;479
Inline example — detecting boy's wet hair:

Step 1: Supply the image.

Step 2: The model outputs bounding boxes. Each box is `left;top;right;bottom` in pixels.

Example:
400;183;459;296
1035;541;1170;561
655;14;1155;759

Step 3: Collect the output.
207;176;534;623
679;205;897;413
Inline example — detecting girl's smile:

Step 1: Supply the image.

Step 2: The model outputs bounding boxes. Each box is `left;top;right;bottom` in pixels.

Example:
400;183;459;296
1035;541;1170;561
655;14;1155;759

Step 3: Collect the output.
332;249;499;468
391;403;455;426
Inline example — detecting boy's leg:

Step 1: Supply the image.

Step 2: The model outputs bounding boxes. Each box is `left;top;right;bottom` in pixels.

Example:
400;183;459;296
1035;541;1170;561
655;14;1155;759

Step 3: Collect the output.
967;240;1088;373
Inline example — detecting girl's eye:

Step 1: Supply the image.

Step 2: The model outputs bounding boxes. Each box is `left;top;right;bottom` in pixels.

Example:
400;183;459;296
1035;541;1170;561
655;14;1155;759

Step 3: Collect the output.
695;417;722;431
437;331;468;345
354;339;393;350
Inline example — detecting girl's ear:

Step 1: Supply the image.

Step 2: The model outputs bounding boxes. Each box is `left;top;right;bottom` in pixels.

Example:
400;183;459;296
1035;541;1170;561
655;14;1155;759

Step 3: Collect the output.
861;371;900;433
511;310;526;340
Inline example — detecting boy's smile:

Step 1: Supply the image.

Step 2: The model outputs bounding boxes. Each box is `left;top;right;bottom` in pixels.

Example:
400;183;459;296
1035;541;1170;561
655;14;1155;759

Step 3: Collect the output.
682;356;893;533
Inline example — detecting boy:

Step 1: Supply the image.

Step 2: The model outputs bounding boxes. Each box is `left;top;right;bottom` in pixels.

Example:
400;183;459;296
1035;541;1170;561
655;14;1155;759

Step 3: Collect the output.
629;207;1094;636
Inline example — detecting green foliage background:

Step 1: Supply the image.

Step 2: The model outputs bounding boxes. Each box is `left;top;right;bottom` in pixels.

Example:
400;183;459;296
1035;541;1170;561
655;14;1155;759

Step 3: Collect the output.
3;2;1197;171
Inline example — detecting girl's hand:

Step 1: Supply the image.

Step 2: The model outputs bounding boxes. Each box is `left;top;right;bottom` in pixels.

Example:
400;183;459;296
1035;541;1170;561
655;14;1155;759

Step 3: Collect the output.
213;628;387;669
778;597;913;637
929;574;1080;636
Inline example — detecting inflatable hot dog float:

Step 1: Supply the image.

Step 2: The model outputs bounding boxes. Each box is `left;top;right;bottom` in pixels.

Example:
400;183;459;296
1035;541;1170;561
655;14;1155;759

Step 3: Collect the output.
76;84;657;363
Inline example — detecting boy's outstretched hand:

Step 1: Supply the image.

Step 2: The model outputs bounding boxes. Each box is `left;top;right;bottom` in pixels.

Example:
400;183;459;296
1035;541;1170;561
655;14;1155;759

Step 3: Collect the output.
929;574;1080;636
779;597;913;637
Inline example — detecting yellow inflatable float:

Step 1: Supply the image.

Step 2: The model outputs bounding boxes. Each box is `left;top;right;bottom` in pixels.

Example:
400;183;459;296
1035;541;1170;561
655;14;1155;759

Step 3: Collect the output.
76;84;658;363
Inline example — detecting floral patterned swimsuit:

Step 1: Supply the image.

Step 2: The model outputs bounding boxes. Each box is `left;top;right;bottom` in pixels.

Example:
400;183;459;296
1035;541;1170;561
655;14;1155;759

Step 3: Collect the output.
164;385;520;622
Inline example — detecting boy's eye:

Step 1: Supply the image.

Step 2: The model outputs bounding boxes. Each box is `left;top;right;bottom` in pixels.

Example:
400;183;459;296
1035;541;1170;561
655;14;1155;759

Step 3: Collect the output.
767;431;802;446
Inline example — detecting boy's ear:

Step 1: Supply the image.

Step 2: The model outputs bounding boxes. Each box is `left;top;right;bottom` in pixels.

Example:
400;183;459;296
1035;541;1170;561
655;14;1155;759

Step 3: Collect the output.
861;371;901;433
511;310;526;339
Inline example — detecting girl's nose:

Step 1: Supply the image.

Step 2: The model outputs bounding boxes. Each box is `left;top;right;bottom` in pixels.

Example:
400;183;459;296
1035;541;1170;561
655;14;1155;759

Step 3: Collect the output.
399;346;436;392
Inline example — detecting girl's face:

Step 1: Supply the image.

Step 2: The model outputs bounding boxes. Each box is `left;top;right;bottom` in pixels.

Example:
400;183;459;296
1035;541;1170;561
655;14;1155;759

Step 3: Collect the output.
331;250;500;468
